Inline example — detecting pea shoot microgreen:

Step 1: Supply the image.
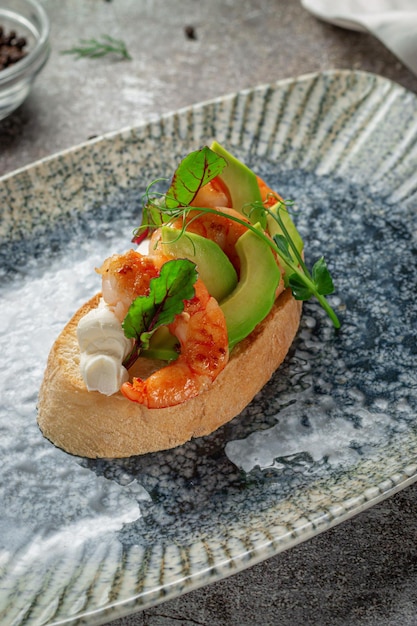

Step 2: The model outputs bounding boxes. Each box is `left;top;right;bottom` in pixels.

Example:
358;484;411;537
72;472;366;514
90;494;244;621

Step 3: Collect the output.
133;146;341;329
267;203;339;328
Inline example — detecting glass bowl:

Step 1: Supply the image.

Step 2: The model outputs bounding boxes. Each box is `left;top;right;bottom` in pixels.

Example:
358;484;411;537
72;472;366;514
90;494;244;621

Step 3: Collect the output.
0;0;50;120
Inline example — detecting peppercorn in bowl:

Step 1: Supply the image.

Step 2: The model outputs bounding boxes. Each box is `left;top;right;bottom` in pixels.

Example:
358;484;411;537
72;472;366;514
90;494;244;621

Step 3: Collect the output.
0;0;49;120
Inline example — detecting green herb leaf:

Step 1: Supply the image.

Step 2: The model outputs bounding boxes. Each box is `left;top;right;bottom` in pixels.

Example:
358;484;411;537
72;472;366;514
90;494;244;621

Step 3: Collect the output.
61;35;131;61
288;273;313;301
272;233;292;262
165;147;227;209
122;259;197;362
312;257;334;295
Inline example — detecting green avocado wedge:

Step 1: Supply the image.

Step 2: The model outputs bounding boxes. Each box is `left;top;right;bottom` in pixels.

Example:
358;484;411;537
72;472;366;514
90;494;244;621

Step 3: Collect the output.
210;141;266;228
159;226;238;302
220;225;281;351
140;326;179;362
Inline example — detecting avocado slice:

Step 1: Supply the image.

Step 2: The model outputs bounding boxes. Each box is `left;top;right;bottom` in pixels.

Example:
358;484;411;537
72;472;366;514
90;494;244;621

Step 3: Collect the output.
141;326;179;362
210;141;266;228
220;225;281;350
160;226;238;302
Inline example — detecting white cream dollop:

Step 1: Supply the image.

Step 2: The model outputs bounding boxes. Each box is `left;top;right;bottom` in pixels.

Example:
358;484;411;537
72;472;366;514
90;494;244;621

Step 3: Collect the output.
77;299;134;396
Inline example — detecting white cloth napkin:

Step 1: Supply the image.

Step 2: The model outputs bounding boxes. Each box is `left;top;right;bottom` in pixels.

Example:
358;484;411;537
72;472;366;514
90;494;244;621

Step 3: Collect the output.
301;0;417;75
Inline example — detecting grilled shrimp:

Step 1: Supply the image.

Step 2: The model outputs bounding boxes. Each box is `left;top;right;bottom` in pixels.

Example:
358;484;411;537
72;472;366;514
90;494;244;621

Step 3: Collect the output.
97;250;229;407
190;176;231;208
121;279;229;408
168;207;250;272
257;175;285;208
98;250;160;321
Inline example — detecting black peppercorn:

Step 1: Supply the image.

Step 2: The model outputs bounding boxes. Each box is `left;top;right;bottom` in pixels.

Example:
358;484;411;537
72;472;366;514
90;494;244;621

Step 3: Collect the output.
184;25;197;40
0;25;28;71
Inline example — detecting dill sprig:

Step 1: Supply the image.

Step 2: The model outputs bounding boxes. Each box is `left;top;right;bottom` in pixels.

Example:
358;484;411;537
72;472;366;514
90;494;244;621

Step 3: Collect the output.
61;35;131;61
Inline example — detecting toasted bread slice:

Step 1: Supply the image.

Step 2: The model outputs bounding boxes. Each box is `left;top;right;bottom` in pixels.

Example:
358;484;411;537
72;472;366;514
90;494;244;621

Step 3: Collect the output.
37;290;301;458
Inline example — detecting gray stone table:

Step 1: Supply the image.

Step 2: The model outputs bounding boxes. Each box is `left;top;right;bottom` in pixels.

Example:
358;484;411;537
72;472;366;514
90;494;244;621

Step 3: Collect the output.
2;1;417;625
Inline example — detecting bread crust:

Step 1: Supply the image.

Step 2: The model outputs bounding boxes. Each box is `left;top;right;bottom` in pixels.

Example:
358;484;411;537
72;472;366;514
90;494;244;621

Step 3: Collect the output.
37;291;301;458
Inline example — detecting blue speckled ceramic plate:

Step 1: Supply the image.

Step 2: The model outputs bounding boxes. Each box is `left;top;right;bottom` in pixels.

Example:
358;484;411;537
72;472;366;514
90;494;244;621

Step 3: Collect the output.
1;70;417;626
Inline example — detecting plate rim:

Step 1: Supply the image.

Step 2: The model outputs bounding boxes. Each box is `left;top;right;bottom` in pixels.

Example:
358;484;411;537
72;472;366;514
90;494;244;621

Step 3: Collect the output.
2;68;417;626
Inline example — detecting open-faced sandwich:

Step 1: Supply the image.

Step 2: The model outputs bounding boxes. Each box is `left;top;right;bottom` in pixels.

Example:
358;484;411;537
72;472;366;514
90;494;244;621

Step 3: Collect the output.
37;142;339;458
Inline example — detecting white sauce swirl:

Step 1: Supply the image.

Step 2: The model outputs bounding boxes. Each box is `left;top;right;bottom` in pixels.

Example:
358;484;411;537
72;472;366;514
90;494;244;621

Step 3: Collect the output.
77;299;134;395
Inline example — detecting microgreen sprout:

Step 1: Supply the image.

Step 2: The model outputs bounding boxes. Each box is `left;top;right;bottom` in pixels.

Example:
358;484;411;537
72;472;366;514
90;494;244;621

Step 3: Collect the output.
133;147;341;329
266;201;340;328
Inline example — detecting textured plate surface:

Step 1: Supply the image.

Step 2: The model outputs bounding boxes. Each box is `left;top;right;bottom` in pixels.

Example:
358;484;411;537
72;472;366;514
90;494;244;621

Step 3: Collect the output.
1;70;417;626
